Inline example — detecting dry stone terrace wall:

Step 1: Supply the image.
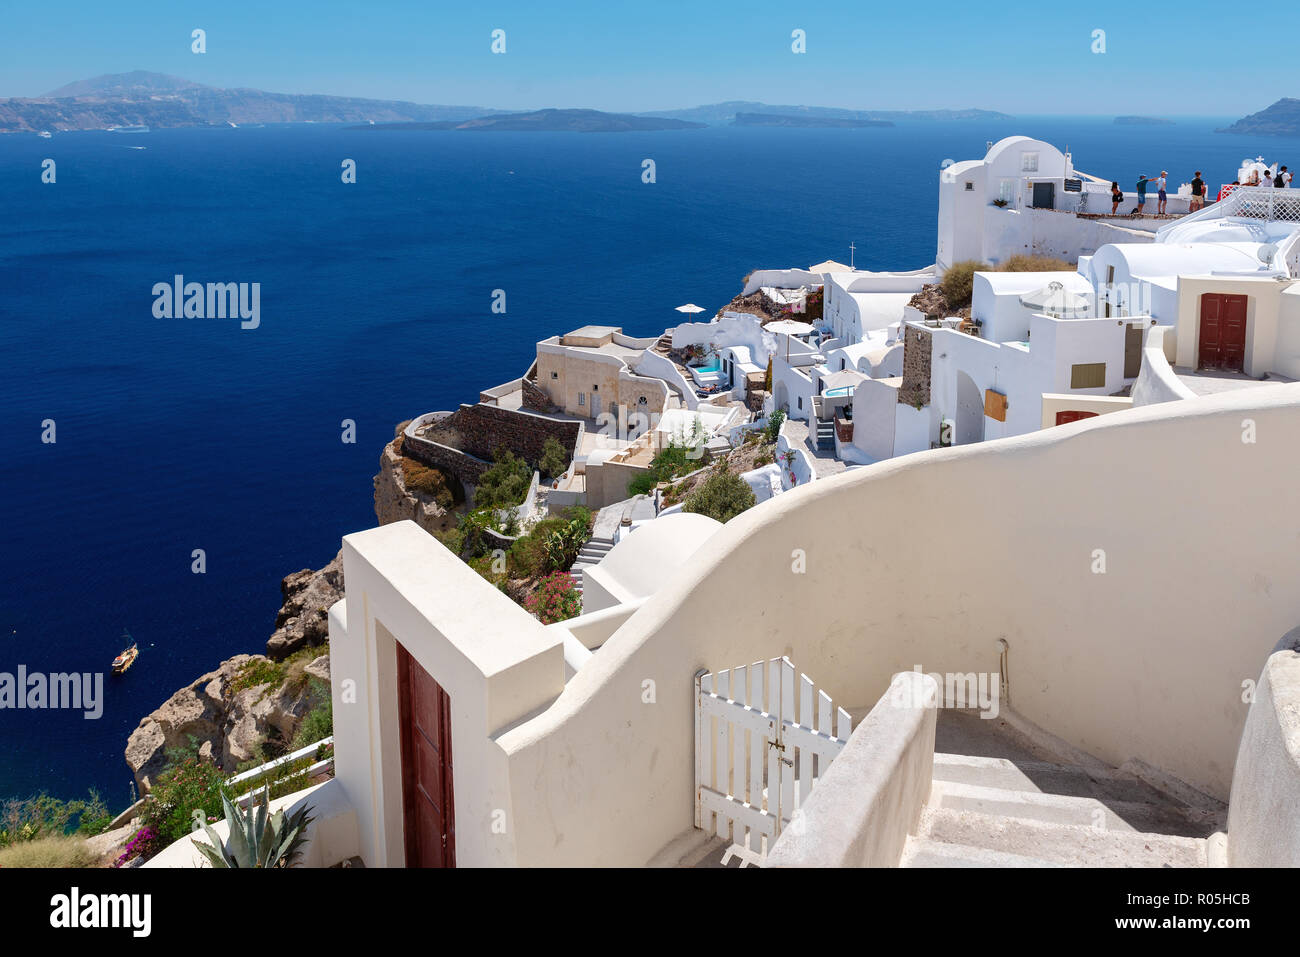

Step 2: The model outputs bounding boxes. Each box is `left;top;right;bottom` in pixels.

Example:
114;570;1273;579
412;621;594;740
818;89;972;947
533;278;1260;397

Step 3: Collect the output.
406;402;582;487
898;326;933;407
522;377;552;412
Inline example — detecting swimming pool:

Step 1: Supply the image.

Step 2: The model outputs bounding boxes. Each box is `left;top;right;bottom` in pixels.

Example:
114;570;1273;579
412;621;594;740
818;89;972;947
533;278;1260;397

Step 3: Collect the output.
824;386;855;397
693;360;722;375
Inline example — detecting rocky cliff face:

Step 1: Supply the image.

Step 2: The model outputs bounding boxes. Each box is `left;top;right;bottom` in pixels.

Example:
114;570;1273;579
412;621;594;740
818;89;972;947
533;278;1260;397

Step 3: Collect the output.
374;435;457;534
124;653;330;794
266;552;344;660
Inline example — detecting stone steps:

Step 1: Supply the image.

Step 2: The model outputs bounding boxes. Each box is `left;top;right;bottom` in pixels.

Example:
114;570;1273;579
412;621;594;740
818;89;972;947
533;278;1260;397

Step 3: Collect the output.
903;751;1214;868
907;804;1208;867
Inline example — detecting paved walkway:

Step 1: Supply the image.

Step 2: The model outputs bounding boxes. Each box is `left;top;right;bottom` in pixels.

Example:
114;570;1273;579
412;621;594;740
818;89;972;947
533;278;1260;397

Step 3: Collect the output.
783;419;848;479
1173;367;1295;396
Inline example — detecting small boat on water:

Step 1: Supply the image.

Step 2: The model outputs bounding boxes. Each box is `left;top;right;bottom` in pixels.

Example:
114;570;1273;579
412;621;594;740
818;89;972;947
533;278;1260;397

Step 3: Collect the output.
109;125;150;134
112;631;139;674
37;130;52;138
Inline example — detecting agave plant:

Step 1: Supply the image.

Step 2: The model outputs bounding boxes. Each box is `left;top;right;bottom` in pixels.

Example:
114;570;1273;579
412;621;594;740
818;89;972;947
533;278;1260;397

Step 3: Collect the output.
191;786;315;868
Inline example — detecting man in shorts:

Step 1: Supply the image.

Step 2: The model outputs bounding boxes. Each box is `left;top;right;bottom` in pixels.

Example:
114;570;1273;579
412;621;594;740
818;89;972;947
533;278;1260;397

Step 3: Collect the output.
1155;171;1169;214
1190;171;1205;211
1135;175;1153;214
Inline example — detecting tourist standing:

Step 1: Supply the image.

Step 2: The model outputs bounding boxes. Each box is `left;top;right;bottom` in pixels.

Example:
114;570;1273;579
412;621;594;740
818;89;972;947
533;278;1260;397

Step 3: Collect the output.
1155;171;1169;214
1135;175;1153;214
1111;181;1123;214
1190;171;1205;211
1275;166;1290;188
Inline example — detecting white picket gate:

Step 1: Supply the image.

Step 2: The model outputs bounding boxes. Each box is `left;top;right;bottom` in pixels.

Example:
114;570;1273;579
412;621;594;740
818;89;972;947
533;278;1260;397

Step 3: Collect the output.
694;656;853;866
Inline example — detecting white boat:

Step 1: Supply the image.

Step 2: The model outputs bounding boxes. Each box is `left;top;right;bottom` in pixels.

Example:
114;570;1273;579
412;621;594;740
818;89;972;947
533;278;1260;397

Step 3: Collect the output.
109;125;150;134
37;130;52;138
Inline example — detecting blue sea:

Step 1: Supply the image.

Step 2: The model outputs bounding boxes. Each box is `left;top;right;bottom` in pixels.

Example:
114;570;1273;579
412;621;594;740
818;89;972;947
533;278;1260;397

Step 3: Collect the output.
2;115;1297;807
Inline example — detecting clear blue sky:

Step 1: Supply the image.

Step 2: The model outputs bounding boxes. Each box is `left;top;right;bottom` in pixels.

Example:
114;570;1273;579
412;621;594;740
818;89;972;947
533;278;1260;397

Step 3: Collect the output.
0;0;1287;115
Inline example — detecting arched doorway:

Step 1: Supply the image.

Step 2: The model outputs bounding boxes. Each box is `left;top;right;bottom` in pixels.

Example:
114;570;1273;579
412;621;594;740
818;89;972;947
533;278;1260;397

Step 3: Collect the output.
774;381;790;413
955;371;985;445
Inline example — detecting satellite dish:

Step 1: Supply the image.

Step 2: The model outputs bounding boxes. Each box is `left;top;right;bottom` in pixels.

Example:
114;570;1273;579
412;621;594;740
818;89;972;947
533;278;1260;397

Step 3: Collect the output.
940;158;955;170
1259;243;1279;265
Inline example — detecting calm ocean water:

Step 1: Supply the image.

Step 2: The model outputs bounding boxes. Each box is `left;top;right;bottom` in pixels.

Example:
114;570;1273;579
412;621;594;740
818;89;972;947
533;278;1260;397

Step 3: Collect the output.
2;116;1297;805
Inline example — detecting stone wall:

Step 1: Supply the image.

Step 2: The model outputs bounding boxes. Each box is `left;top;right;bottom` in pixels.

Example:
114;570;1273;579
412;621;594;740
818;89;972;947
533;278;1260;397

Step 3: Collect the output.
898;326;933;408
412;403;581;486
522;377;552;412
403;432;493;485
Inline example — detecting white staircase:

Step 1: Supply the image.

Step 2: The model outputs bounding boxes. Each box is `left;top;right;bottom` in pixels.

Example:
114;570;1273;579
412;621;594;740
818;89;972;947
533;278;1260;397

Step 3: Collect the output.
568;536;614;597
901;749;1223;868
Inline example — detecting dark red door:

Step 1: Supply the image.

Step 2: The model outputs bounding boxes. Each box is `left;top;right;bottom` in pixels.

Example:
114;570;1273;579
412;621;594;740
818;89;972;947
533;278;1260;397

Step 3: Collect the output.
1055;410;1099;426
1198;294;1248;372
397;642;455;867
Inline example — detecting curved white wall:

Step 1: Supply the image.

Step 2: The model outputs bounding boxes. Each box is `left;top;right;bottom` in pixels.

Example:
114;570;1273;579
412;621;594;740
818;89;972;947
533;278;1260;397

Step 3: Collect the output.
498;385;1300;866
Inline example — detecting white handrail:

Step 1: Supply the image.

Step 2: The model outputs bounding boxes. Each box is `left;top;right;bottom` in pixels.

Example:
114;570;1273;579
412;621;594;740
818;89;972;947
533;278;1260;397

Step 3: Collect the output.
225;736;334;788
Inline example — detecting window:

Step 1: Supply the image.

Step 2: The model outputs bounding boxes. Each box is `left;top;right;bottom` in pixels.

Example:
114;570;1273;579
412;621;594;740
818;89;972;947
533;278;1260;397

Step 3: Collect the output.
1106;265;1115;285
998;178;1016;204
550;371;558;379
592;384;598;392
637;395;647;405
578;392;585;406
797;397;803;410
1070;362;1106;389
1021;152;1039;173
964;181;975;191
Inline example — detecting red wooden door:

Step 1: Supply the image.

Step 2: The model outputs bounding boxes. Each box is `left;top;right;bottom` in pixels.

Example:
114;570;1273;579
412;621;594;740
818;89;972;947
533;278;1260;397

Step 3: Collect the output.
1055;410;1099;426
1198;294;1248;372
396;643;455;867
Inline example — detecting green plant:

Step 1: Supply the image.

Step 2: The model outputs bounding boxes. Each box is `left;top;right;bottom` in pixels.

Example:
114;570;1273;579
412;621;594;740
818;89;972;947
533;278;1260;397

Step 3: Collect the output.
542;519;586;572
538;436;569;479
474;449;532;511
683;463;757;523
192;787;315;869
0;790;112;847
291;681;333;749
627;471;658;497
939;260;988;310
456;509;497;560
764;409;786;444
525;572;582;624
139;757;233;849
227;658;284;699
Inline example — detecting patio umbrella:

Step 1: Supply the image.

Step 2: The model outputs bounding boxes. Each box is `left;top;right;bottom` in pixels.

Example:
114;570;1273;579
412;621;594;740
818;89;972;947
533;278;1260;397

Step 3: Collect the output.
675;303;706;314
765;318;816;363
1018;281;1093;318
820;369;867;393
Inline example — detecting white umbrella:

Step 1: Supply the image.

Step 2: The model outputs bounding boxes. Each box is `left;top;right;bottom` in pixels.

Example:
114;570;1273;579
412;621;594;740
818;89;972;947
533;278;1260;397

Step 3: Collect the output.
764;319;816;364
1018;281;1093;318
764;319;815;336
675;303;706;314
820;369;867;392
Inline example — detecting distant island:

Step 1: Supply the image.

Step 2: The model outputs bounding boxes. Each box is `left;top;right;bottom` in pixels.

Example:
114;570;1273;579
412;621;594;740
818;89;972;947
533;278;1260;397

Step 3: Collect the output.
642;101;1013;126
357;109;704;133
1217;98;1300;136
1114;115;1174;126
0;71;1012;133
731;112;893;128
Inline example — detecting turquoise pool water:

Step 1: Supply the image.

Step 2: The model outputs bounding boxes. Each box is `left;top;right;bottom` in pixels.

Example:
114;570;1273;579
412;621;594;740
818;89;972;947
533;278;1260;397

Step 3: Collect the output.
694;360;722;374
824;386;855;397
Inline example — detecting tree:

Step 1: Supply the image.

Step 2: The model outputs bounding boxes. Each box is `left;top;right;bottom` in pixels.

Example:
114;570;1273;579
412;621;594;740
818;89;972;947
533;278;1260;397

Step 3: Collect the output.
764;355;773;393
474;449;532;510
538;436;569;480
683;464;757;523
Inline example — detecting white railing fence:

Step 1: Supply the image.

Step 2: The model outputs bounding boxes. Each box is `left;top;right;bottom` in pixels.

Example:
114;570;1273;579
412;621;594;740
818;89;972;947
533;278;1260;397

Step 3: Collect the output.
695;657;852;866
225;736;335;808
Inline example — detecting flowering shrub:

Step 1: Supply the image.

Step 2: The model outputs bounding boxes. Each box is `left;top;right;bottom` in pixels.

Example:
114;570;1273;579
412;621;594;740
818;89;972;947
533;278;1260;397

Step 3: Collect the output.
113;826;159;868
525;572;581;624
